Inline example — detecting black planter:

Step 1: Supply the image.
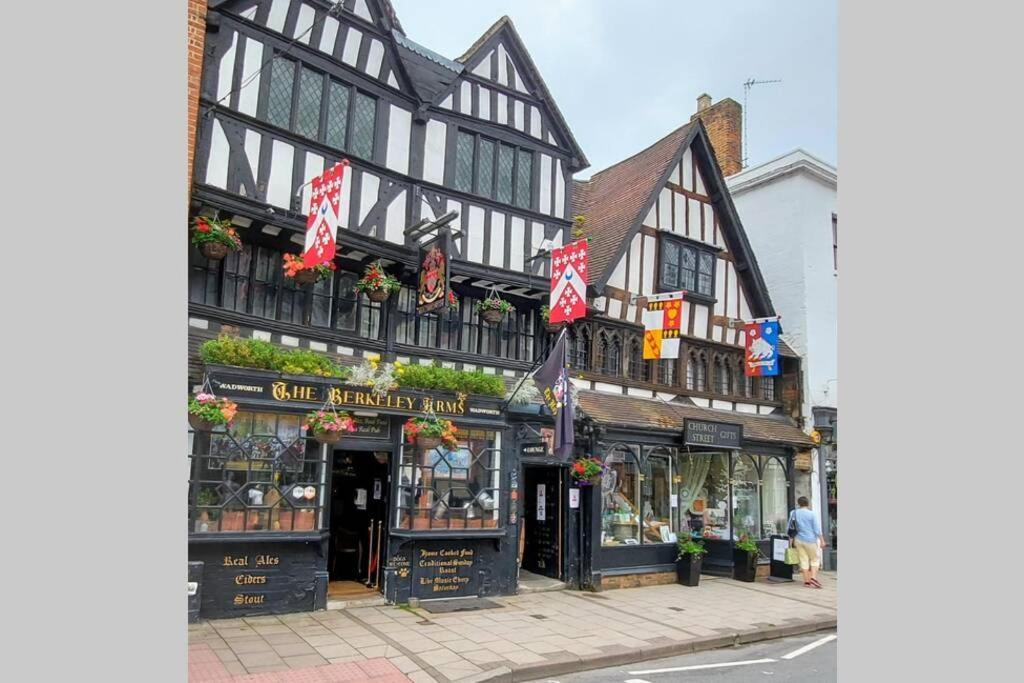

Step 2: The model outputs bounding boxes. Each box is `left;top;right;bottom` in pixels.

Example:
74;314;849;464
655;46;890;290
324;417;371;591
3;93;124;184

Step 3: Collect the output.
676;555;703;586
732;548;758;582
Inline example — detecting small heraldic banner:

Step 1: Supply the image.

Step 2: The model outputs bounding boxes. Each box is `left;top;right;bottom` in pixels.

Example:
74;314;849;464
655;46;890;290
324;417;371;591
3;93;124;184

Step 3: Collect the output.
549;239;588;324
303;160;349;268
531;329;575;460
643;291;685;359
744;317;781;377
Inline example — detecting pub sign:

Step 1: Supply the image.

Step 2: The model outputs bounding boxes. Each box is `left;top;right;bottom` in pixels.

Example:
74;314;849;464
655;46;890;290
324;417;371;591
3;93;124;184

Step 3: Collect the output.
417;231;451;315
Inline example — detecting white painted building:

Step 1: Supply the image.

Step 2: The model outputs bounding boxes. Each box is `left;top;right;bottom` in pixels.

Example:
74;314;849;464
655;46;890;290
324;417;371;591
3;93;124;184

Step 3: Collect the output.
726;149;838;567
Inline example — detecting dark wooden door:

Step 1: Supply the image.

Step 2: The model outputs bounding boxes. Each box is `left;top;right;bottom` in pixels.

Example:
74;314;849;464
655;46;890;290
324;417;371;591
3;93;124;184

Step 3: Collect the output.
522;466;562;579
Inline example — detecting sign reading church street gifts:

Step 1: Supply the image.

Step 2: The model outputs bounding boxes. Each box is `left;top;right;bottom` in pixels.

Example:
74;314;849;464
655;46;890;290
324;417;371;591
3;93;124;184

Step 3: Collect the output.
207;371;500;420
683;419;742;450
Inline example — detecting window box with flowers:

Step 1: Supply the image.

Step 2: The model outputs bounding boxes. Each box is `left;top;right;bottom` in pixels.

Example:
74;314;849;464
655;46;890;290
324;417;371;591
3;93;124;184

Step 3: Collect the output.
403;416;459;453
571;456;607;486
303;410;357;445
282;254;336;285
475;295;513;325
355;261;402;303
187;392;238;432
191;216;243;261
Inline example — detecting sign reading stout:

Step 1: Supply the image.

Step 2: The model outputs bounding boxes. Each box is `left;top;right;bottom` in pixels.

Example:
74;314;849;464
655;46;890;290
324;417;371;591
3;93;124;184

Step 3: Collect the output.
683;419;742;449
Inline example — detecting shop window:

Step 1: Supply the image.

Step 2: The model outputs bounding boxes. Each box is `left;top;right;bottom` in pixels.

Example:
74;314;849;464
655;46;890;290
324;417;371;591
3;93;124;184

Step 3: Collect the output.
642;452;675;544
732;454;762;540
188;411;327;533
761;457;789;538
679;452;730;540
601;447;641;546
395;429;501;531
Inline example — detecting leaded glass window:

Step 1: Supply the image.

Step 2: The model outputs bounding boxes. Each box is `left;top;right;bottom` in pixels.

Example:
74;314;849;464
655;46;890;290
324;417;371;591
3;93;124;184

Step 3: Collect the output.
698;252;715;295
478;138;495;198
659;236;715;297
349;93;377;159
454;132;475;193
325;81;350;150
496;144;514;204
515;149;532;209
266;57;296;129
294;67;323;139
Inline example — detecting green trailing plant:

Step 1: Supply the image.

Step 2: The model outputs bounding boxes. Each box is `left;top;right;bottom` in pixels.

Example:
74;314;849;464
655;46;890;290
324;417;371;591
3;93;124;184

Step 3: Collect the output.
187;392;238;426
572;215;586;239
199;335;349;378
540;305;551;322
396;362;506;397
677;539;708;560
191;216;243;250
355;261;402;295
735;534;759;554
196;489;219;507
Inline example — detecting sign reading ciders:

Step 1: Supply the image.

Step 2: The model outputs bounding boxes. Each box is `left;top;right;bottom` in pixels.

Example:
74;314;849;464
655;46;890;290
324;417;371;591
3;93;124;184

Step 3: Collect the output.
683;419;742;449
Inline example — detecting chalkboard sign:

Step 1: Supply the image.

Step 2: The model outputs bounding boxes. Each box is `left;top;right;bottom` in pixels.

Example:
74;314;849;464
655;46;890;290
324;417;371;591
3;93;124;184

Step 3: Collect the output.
412;542;479;598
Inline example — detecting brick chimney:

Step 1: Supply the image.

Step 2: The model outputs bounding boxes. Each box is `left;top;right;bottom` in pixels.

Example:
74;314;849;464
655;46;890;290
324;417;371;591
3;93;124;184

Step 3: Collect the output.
188;0;209;197
690;93;742;177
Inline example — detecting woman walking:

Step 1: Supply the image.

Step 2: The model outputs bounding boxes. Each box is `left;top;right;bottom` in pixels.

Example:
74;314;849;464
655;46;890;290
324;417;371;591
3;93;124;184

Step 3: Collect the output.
789;496;826;588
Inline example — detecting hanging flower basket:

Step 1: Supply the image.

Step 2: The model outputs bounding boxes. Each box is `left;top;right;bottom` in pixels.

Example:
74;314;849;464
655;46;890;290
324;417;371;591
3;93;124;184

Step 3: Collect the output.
404;416;459;452
283;254;335;285
571;456;608;486
476;295;513;326
191;216;243;261
188;392;238;432
356;261;402;303
304;410;357;445
540;305;563;333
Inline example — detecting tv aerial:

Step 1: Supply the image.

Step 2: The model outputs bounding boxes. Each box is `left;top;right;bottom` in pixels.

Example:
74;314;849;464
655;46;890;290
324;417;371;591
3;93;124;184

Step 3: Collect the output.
742;78;782;168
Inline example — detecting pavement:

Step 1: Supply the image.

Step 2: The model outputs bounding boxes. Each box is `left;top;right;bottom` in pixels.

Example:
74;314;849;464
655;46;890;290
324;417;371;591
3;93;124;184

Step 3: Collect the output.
531;630;837;682
188;572;837;683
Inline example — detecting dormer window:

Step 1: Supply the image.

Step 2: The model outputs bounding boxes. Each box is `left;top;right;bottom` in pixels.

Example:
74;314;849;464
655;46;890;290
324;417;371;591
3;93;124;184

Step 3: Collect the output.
658;234;717;300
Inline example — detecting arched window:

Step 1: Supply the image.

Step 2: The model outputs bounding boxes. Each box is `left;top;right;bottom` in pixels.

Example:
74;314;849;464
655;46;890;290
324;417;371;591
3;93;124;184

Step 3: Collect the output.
744;373;755;398
628;339;650;382
686;353;697;390
658;359;677;386
607;335;622;375
695;352;707;391
713;356;729;394
569;326;591;371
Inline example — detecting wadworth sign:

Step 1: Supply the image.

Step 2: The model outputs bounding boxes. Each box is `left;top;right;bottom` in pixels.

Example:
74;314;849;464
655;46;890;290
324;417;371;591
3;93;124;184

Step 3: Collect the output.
206;369;503;420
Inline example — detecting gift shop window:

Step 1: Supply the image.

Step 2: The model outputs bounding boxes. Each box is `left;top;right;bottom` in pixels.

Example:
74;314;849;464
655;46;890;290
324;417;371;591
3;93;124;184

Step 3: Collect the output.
677;452;731;540
188;411;328;533
395;429;501;531
601;446;641;546
642;449;676;544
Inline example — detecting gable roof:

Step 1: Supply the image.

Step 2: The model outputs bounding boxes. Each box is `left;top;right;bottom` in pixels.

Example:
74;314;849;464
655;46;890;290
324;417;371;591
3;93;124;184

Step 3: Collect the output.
453;16;588;170
391;31;463;104
573;122;695;287
573;120;777;319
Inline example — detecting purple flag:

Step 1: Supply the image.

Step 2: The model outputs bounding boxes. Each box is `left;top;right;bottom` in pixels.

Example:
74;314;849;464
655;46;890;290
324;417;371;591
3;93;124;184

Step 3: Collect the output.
532;329;574;459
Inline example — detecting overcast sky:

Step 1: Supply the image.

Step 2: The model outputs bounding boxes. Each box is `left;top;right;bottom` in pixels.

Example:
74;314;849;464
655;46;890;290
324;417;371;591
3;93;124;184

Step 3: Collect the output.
390;0;837;177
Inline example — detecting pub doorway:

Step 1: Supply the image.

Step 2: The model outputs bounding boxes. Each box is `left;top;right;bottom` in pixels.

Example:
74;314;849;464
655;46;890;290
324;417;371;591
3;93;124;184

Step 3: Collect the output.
327;449;390;600
520;465;563;581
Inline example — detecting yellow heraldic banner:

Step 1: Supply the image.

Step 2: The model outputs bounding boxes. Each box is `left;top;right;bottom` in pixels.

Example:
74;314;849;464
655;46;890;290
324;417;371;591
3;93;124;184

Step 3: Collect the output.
642;292;685;360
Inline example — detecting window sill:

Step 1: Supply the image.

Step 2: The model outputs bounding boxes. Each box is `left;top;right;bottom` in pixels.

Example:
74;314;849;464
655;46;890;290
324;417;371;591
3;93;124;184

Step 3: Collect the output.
188;531;328;543
389;529;506;539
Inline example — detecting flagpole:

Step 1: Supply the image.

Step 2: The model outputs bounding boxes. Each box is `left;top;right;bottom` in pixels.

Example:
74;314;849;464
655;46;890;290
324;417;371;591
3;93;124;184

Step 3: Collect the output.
499;327;568;413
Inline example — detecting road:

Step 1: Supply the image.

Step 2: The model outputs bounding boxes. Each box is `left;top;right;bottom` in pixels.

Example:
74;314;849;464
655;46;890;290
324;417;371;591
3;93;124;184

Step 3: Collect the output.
528;631;836;683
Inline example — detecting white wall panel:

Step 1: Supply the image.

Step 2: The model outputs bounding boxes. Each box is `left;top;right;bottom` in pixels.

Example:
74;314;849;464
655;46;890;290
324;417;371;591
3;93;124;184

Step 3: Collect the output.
682;148;693;190
554;159;565;219
216;32;238;104
714;258;726;316
642;234;656;295
489;211;505;267
358;173;380;225
439;94;453;110
628;234;642;293
468;205;486;263
608;255;627;289
338;163;352;228
237;37;262;116
608;298;623;319
341;28;362;66
529;106;541;138
354;0;372;22
385;190;406;244
243;129;261;188
319;16;339;54
692;303;709;339
205;119;231;189
509;216;526;270
385;105;411;174
688;198;703;241
301;152;325;214
513;100;525;130
266;139;294;208
459;80;472;115
478;86;490;120
658;188;672;230
472;51;493;77
423;119;446;185
266;0;289;33
538;155;552;215
496;43;509;85
643;205;656;229
496;93;507;124
294;4;315;43
365;39;385;78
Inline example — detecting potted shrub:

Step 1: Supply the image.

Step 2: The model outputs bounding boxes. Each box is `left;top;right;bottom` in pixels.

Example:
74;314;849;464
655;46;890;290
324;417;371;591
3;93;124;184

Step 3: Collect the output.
187;392;238;432
540;305;563;333
475;295;513;325
356;260;402;303
303;410;357;445
571;456;607;486
282;253;336;285
732;534;760;583
191;216;242;261
676;539;708;586
403;416;459;452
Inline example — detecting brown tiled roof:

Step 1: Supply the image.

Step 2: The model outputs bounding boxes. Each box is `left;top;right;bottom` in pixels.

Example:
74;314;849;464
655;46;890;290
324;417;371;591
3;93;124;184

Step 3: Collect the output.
778;338;798;358
574;123;693;285
577;390;815;448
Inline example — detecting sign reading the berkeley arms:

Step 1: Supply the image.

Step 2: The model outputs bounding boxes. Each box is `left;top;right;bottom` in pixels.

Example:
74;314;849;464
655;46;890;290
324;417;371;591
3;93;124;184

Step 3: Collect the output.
208;372;481;418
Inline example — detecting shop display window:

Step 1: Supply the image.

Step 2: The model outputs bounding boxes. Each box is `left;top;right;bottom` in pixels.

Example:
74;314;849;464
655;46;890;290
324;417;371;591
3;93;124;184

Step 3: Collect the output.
642;451;676;544
732;454;761;539
395;429;501;531
761;457;789;538
188;411;327;533
680;452;731;540
601;446;641;546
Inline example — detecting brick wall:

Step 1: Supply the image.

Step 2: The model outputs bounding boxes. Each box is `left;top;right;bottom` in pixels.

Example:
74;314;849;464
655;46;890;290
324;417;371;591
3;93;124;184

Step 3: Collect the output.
187;0;209;197
691;96;743;177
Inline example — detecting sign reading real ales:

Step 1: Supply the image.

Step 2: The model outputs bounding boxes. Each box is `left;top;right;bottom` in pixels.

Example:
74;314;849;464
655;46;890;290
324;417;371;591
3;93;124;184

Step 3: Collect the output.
683;419;743;449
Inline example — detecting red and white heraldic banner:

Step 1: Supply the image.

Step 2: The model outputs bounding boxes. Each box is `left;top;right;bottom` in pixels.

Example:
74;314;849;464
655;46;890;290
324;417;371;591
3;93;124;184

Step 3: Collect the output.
303;160;349;268
549;238;588;324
